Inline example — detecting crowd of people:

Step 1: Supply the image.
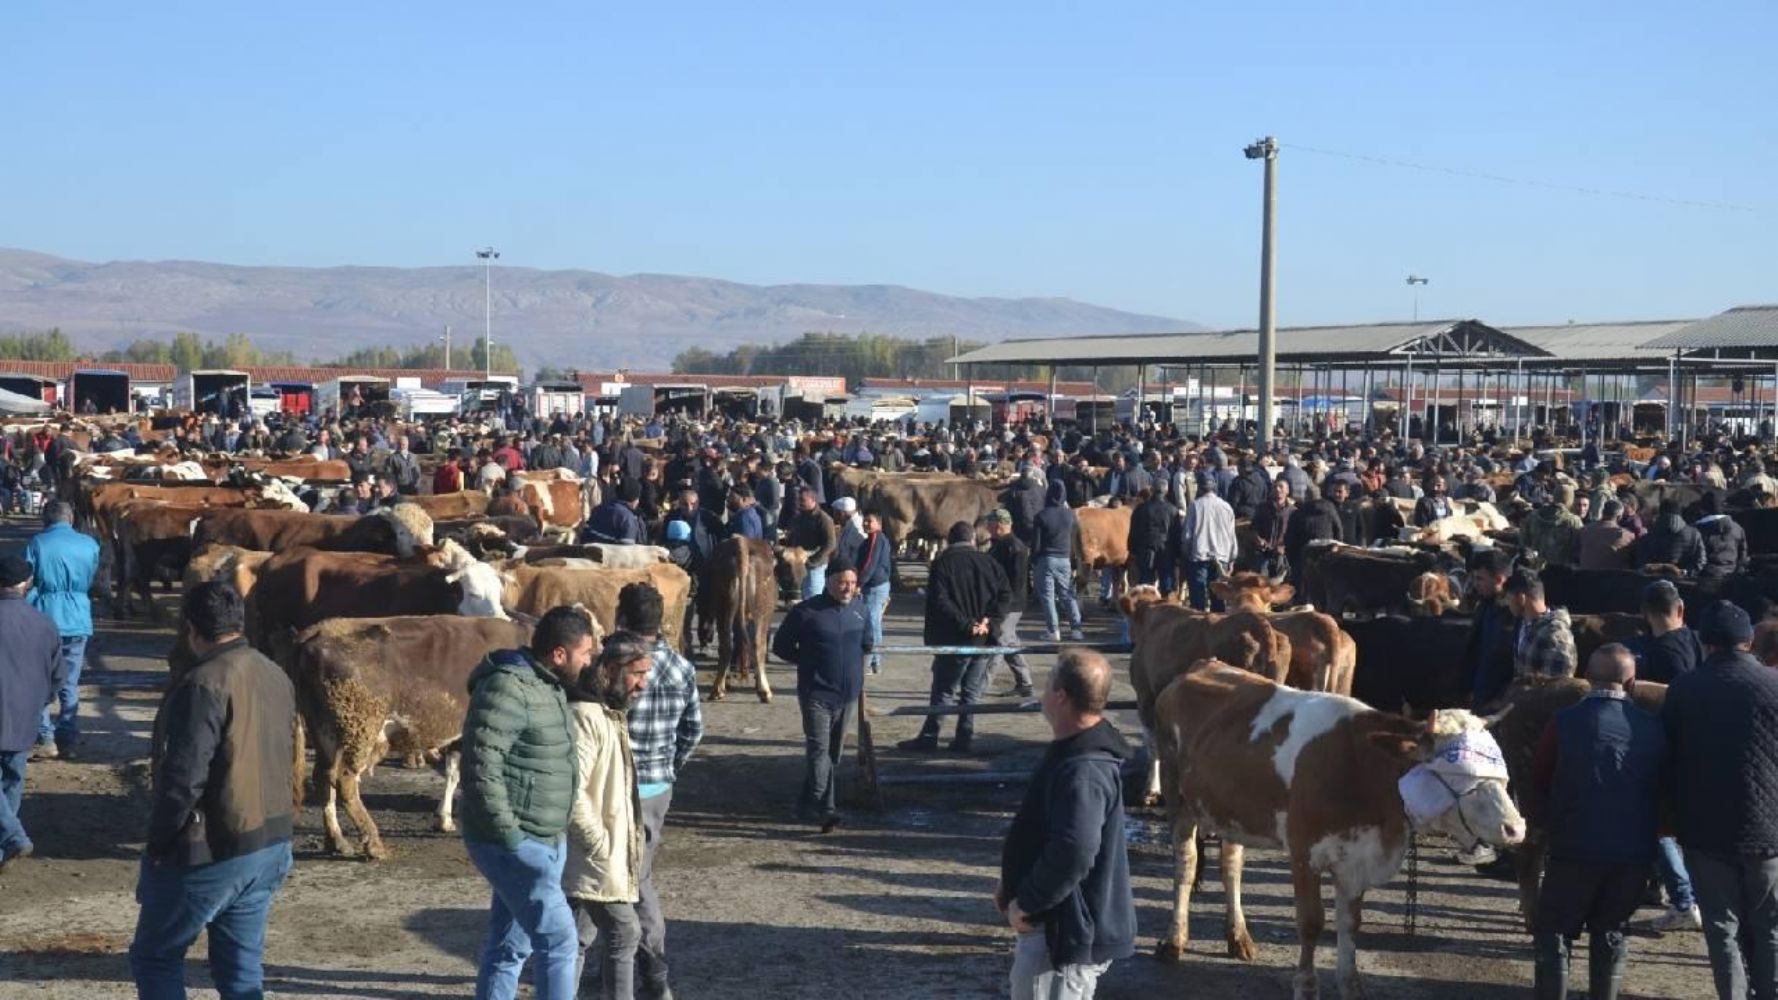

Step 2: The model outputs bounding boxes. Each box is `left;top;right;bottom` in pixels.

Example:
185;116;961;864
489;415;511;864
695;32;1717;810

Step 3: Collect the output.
5;398;1778;998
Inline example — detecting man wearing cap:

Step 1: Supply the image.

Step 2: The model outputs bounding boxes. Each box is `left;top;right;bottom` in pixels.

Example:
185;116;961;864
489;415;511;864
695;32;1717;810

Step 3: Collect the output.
25;501;99;760
586;480;648;545
1664;600;1778;999
985;509;1036;698
0;555;63;870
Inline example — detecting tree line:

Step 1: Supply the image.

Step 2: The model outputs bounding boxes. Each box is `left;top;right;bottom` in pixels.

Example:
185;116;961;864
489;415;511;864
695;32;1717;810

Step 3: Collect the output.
671;330;1141;392
0;328;518;373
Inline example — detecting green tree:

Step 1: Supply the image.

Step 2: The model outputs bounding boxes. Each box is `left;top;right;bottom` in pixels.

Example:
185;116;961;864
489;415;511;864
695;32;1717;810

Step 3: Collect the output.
0;328;77;361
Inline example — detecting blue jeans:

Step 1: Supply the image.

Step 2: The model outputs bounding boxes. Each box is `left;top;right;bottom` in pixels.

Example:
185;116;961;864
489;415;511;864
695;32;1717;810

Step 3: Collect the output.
800;562;827;602
916;655;993;744
1184;559;1226;612
1034;555;1081;635
0;750;28;854
40;635;86;749
129;841;294;1000
1659;836;1695;910
465;835;578;1000
862;582;889;671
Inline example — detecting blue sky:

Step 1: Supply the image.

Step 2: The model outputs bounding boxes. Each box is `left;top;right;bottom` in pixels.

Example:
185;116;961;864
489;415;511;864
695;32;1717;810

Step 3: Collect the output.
2;1;1771;330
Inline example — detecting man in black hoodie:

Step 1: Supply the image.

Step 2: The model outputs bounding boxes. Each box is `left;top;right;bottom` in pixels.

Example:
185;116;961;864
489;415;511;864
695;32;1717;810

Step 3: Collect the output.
900;522;1012;754
997;649;1134;999
1694;492;1749;580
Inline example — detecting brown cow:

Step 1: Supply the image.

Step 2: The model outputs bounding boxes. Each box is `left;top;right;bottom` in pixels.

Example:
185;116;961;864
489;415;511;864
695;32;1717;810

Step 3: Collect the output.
248;540;507;653
499;561;692;653
1404;572;1459;616
193;504;434;557
1298;542;1454;619
516;478;591;542
1120;585;1292;805
1075;505;1132;598
1153;660;1524;998
1212;573;1356;696
701;537;778;702
289;615;537;858
833;467;1001;552
113;500;208;619
405;489;490;520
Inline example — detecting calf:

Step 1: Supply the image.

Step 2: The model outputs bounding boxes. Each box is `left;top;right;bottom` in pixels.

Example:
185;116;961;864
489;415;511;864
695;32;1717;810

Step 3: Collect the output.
288;615;536;858
1212;573;1356;696
1154;660;1524;999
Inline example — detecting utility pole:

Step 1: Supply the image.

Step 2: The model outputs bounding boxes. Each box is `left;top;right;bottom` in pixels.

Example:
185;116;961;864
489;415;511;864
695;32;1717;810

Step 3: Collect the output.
442;324;452;370
1245;136;1279;445
476;246;500;377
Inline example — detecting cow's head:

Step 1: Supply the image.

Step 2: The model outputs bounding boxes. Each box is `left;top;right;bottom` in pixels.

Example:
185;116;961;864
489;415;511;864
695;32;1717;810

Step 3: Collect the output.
774;545;809;595
1404;572;1456;617
1117;584;1172;623
380;503;436;558
433;538;509;619
1211;571;1293;613
1396;710;1524;849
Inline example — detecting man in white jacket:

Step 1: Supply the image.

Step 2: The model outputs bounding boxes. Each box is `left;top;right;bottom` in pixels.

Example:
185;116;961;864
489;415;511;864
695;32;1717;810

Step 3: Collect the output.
1178;473;1238;612
565;632;654;1000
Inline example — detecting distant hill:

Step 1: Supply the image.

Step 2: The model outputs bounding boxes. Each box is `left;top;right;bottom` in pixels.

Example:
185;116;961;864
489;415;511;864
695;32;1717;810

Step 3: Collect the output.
0;248;1198;370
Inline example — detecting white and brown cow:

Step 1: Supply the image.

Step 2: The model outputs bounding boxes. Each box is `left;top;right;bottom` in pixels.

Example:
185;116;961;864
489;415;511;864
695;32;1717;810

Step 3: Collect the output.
1153;660;1524;999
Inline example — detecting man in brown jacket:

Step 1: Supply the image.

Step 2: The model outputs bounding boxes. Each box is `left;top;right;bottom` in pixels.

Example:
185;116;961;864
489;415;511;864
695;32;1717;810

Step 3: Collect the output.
129;581;298;999
1578;499;1636;570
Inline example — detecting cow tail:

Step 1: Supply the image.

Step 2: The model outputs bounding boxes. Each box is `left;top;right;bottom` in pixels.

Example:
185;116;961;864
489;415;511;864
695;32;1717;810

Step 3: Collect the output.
292;713;308;812
733;541;753;670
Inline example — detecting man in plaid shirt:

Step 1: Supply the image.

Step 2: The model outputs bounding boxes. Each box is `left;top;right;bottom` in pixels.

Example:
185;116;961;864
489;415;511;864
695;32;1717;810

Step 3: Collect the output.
1505;568;1577;680
616;582;703;1000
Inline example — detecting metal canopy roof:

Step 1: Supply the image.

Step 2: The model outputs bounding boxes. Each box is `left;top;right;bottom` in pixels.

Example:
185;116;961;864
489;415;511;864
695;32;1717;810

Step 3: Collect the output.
1504;320;1697;363
1642;305;1778;350
947;319;1549;367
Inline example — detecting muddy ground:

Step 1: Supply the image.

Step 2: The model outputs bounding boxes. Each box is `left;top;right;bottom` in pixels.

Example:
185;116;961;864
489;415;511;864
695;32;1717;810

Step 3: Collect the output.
0;517;1716;998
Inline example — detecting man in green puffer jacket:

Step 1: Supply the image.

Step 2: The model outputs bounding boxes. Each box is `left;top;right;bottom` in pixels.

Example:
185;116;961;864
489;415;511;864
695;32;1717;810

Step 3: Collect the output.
460;606;595;1000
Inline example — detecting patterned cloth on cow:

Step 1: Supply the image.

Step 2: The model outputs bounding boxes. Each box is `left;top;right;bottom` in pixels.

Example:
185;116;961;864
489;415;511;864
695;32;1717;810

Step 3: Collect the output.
1399;728;1509;828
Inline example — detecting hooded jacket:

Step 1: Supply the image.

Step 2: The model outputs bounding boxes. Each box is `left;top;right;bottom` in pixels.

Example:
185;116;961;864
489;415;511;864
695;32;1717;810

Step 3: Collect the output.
460;649;578;849
564;698;642;903
1000;719;1137;969
1520;505;1582;567
1695;514;1748;580
923;541;1012;645
1636;513;1705;576
1031;479;1078;559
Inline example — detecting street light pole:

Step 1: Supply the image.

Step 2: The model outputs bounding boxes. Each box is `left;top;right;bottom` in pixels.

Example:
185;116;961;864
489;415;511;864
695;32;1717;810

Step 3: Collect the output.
476;246;500;378
1406;274;1429;323
1245;136;1279;446
442;324;452;370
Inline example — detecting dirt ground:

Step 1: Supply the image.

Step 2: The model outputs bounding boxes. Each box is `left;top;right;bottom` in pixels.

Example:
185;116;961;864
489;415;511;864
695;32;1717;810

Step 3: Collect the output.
0;517;1718;999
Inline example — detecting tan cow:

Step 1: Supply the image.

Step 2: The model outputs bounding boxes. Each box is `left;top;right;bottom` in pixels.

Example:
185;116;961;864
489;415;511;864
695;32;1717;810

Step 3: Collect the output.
499;561;692;653
701;537;778;702
1121;585;1292;804
1212;573;1356;696
1154;660;1524;998
289;615;539;858
406;490;491;520
1404;572;1460;616
1074;505;1132;598
833;467;1002;552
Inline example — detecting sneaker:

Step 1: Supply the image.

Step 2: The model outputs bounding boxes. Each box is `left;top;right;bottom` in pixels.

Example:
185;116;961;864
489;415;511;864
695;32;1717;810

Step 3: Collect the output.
1068;629;1087;642
0;842;33;873
819;812;844;834
896;736;940;753
1455;843;1497;866
1643;904;1702;933
1039;631;1062;643
28;742;57;762
1013;683;1034;698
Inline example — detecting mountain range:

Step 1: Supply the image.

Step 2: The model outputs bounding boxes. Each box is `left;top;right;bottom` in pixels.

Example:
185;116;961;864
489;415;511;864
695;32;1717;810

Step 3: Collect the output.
0;248;1197;370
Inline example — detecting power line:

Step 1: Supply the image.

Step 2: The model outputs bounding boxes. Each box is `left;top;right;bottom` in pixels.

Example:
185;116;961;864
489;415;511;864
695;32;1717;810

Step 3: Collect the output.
1281;142;1760;214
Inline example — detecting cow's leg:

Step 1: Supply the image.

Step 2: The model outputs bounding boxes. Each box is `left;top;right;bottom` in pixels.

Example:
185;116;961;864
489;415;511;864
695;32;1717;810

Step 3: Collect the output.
435;749;461;833
1332;881;1367;1000
752;618;772;704
1141;725;1164;807
708;618;732;701
313;731;353;856
1156;814;1199;962
1291;858;1325;1000
1517;840;1545;933
1223;841;1256;961
337;768;388;861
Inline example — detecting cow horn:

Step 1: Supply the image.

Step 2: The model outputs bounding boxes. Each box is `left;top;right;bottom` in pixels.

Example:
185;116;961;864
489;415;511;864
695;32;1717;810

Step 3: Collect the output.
1480;704;1514;728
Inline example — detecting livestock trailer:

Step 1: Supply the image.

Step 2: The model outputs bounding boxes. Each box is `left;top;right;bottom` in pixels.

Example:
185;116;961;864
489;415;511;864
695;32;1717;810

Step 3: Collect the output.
0;373;57;407
68;368;133;415
174;369;252;417
621;383;708;417
316;375;392;417
527;380;585;419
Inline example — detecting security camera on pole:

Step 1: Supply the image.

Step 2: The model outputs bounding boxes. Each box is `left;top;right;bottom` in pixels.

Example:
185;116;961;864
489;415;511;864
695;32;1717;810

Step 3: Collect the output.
1244;137;1278;446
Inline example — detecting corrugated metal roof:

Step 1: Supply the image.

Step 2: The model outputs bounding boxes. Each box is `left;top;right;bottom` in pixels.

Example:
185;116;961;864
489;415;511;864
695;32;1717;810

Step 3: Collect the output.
1642;306;1778;349
947;320;1545;366
1504;320;1696;360
0;360;178;380
858;377;1100;395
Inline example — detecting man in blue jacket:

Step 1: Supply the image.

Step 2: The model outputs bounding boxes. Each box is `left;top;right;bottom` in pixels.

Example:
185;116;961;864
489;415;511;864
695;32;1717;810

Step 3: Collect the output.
1529;644;1665;1000
25;501;98;760
996;649;1134;999
0;555;64;870
771;561;870;832
1664;601;1778;1000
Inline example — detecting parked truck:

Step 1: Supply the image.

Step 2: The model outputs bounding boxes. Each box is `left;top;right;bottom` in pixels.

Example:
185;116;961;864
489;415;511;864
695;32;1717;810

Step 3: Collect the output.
173;369;252;417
